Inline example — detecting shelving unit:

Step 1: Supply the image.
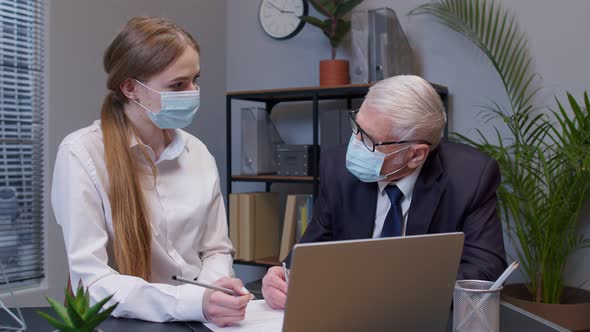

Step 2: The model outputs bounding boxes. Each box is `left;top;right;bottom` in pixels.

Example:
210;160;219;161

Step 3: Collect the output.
226;83;448;266
233;256;281;267
231;175;315;183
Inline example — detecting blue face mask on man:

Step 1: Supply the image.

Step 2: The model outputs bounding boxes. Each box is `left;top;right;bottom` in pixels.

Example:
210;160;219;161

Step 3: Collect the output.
345;135;413;182
132;79;200;129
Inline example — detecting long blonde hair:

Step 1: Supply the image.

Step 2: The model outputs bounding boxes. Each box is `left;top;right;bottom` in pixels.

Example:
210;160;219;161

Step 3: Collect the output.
100;17;199;280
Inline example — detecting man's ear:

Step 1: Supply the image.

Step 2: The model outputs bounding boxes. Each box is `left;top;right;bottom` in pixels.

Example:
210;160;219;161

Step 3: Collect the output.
120;78;139;101
407;144;430;168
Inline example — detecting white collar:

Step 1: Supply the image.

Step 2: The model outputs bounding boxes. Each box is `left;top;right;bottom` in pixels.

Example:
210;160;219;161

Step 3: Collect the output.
129;129;188;162
377;163;424;200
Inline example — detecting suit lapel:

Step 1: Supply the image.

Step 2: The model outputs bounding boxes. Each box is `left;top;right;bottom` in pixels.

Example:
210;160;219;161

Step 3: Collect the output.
407;147;445;235
350;180;378;239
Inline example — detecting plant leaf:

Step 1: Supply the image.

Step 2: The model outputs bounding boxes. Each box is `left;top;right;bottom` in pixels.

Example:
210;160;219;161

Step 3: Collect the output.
410;0;590;304
84;303;119;331
46;296;73;327
299;15;325;29
409;0;538;114
65;291;85;327
75;279;85;300
83;294;116;321
330;19;350;48
334;0;364;18
309;0;336;17
37;310;76;331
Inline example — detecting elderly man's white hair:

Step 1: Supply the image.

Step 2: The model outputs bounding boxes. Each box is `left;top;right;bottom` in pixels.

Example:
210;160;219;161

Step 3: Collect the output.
364;75;446;148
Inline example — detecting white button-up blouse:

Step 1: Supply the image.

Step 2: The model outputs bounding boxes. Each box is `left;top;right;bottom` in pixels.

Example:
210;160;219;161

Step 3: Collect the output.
51;120;234;322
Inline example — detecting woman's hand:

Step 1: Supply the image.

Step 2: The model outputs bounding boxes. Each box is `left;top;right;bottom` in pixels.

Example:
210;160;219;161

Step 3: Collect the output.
202;277;253;327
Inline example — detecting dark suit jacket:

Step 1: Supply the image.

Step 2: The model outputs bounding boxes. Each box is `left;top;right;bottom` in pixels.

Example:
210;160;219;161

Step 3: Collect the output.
287;139;507;281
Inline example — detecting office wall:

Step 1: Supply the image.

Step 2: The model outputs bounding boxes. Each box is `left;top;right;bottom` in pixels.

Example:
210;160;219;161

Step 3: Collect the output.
226;0;590;288
4;0;227;307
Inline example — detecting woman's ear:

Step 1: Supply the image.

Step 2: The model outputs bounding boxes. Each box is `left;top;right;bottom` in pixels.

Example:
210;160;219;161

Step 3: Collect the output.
120;78;138;101
407;144;430;168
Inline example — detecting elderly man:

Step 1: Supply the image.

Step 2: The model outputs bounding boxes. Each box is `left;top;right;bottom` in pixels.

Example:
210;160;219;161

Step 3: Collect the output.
261;75;507;309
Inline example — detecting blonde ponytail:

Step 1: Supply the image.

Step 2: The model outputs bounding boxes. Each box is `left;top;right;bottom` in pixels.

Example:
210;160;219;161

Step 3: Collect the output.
101;92;152;280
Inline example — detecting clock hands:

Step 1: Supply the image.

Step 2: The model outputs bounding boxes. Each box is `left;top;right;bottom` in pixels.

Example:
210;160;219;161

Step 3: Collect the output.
265;1;295;14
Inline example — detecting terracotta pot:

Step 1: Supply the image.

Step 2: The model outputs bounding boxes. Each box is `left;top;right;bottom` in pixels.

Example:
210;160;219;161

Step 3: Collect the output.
319;59;350;86
502;283;590;331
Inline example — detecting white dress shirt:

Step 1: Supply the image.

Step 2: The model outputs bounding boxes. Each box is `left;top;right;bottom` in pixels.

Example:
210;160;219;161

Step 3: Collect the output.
51;120;234;322
372;165;423;238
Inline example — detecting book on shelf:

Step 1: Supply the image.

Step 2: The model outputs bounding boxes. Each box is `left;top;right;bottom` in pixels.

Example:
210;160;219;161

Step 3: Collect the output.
296;195;313;242
279;195;313;261
229;193;241;260
229;192;281;262
279;195;297;262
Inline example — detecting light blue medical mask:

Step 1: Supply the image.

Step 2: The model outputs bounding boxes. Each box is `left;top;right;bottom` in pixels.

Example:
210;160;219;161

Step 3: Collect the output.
345;135;413;182
132;79;200;129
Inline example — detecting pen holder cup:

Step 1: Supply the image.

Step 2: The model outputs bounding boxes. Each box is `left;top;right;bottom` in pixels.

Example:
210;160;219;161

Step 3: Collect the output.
453;280;501;332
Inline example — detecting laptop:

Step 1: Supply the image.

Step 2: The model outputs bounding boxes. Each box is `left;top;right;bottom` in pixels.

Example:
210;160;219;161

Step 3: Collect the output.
282;232;464;332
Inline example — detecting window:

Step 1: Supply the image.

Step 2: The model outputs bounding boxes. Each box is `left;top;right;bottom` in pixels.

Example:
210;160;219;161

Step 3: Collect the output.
0;0;44;290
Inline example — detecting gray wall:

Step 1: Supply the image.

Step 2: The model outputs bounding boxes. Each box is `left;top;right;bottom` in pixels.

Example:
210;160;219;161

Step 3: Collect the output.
226;0;590;288
4;0;227;307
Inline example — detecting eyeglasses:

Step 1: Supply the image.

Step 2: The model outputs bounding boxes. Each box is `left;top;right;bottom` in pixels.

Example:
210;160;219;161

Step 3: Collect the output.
348;109;431;152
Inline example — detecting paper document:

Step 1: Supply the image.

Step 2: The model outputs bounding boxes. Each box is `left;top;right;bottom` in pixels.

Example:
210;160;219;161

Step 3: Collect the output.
204;300;284;332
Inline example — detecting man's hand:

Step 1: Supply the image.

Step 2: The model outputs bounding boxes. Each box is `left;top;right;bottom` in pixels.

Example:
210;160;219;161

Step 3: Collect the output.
261;266;288;310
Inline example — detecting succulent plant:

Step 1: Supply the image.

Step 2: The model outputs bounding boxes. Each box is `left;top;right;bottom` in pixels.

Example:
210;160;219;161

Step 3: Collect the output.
37;281;118;332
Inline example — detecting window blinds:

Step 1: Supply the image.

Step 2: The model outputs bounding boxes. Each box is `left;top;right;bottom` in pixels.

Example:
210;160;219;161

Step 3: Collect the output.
0;0;44;290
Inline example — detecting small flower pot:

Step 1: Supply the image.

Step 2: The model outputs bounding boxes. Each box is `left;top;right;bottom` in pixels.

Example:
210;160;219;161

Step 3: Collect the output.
319;59;350;86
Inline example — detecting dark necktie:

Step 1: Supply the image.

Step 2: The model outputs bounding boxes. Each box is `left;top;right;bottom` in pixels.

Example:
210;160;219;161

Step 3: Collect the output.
381;185;403;237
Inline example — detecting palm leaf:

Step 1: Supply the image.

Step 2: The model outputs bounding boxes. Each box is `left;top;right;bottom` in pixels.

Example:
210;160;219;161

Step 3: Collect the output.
412;0;590;304
409;0;538;114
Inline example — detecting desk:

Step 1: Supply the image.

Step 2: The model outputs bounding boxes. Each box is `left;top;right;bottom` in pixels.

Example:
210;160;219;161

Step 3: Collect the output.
1;307;211;332
3;301;568;331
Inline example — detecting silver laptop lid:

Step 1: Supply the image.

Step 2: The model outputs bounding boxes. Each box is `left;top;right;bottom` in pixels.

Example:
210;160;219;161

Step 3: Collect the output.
283;232;464;332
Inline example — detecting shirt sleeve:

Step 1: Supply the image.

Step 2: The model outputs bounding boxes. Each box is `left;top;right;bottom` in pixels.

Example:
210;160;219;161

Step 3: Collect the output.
194;159;234;284
51;143;207;322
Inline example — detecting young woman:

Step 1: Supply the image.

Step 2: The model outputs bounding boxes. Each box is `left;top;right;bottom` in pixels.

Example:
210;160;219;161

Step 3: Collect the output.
51;17;249;326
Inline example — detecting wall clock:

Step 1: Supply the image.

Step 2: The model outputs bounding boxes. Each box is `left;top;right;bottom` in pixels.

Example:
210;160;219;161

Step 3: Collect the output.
259;0;308;40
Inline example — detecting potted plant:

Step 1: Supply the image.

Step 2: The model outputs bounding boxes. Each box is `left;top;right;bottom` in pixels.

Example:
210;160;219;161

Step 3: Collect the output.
299;0;364;86
410;0;590;330
37;281;118;332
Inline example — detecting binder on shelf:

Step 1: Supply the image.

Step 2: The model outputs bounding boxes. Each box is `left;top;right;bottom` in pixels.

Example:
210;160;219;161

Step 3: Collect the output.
238;194;255;260
238;193;281;261
296;195;313;242
279;195;314;261
229;193;241;260
279;195;298;262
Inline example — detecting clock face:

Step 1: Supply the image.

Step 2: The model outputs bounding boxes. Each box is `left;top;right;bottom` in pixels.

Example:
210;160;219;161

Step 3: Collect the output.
259;0;308;40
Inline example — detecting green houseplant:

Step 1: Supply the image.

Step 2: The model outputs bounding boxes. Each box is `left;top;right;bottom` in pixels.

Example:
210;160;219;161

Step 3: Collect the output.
410;0;590;329
37;281;118;332
299;0;364;86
